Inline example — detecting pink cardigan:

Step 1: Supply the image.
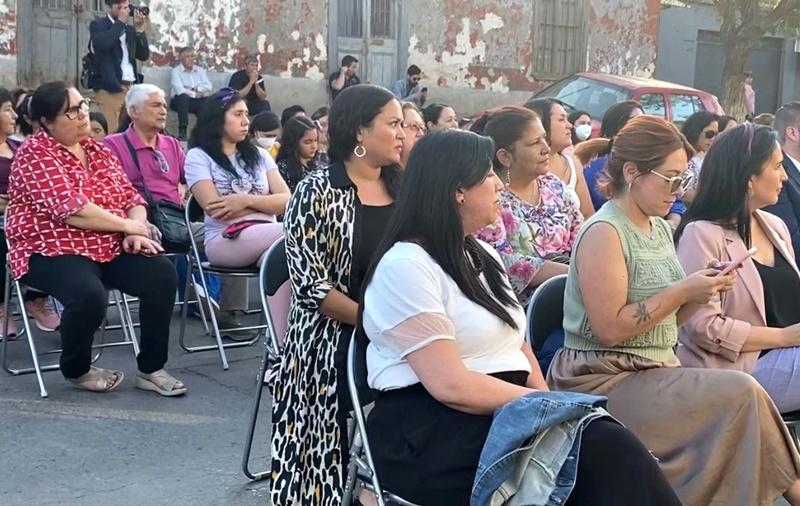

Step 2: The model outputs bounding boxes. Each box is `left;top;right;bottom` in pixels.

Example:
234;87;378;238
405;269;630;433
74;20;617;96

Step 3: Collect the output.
676;210;800;373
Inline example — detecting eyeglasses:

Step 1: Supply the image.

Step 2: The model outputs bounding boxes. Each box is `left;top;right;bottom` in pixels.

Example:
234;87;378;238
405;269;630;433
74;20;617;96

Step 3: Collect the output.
152;149;169;173
649;169;694;193
703;130;718;140
64;100;90;120
402;122;426;135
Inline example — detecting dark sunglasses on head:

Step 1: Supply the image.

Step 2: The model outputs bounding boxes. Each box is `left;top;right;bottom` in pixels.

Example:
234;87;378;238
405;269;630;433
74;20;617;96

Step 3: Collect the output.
703;130;718;140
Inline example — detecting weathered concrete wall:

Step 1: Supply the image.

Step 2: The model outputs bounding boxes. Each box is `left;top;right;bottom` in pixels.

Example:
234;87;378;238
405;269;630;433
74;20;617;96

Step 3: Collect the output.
139;0;331;115
587;0;660;77
0;0;15;56
405;0;660;113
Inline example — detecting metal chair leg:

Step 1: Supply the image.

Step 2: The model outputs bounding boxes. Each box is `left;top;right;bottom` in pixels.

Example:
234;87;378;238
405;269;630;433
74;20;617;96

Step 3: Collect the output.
178;259;261;370
242;338;272;480
342;421;360;505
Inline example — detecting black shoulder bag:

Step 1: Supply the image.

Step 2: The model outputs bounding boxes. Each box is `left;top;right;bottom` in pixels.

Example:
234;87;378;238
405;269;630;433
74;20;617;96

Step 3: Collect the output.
122;134;191;253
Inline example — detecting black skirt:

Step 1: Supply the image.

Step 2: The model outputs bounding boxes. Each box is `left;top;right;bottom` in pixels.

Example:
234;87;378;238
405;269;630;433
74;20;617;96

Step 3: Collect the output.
365;371;528;506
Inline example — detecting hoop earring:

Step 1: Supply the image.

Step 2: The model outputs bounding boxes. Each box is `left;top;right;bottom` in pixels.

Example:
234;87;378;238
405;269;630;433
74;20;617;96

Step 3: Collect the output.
354;144;366;158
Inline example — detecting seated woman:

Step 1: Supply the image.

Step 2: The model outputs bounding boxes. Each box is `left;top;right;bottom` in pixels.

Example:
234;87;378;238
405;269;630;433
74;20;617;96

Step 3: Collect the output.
681;110;720;205
360;129;681;506
423;102;458;131
399;101;425;168
548;114;800;505
474;106;580;307
524;98;594;218
184;88;291;342
0;86;60;338
675;123;800;413
7;81;184;395
248;111;281;160
578;100;686;230
276;115;323;193
269;85;404;504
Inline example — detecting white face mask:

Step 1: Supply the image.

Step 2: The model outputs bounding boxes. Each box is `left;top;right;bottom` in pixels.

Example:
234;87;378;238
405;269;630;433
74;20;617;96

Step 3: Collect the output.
256;137;276;149
575;124;592;142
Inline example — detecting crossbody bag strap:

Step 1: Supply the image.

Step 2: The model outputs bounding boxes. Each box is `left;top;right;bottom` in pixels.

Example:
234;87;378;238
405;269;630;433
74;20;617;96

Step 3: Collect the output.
122;132;156;205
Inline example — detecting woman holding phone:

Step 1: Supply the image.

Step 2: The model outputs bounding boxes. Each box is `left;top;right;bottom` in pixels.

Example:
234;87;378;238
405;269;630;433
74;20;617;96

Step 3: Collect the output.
675;123;800;413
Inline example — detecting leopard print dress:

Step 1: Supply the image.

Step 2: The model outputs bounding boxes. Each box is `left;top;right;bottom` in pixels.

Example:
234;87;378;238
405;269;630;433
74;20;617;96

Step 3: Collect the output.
269;163;358;505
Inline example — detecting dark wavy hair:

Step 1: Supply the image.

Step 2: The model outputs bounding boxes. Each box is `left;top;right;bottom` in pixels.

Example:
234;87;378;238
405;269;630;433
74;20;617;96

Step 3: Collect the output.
15;92;33;137
359;129;521;335
29;81;72;133
674;123;779;248
523;98;563;145
681;110;720;149
189;89;261;179
276;116;318;181
422;103;450;128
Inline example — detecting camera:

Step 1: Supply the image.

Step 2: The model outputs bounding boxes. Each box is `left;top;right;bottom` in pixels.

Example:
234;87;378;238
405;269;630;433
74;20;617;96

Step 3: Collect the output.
129;5;150;16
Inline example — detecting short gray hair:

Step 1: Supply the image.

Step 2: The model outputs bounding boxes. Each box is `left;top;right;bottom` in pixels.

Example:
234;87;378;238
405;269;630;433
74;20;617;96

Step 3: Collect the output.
125;84;165;116
774;101;800;145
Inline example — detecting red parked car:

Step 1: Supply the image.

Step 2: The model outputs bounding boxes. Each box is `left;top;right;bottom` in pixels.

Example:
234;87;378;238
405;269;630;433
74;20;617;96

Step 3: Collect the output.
476;72;725;138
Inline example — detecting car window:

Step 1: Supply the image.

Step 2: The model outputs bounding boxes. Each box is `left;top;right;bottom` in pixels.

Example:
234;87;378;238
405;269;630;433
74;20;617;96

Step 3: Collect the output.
637;93;666;118
670;94;705;124
534;76;633;119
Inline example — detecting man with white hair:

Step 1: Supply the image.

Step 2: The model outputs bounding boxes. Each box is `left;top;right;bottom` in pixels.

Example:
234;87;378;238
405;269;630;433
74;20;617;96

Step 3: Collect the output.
105;84;254;340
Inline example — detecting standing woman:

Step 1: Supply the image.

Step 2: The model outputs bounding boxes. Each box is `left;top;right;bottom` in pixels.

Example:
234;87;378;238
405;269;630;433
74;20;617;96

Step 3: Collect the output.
524;98;595;219
269;84;405;504
681;110;720;204
276;116;322;193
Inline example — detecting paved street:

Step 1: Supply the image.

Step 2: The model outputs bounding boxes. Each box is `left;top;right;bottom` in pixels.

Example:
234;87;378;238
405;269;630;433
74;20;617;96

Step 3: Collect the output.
0;291;793;506
0;292;272;506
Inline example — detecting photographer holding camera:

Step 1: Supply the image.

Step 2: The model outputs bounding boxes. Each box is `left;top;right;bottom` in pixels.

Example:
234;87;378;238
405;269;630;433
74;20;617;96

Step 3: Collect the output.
89;0;150;134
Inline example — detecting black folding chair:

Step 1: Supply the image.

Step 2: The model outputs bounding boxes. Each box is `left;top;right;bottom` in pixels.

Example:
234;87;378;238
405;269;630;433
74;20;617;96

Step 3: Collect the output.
525;274;567;352
178;194;264;370
241;239;288;480
343;337;419;506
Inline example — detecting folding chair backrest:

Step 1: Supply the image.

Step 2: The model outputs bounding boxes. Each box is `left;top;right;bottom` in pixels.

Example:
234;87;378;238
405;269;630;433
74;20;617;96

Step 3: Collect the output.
525;274;567;351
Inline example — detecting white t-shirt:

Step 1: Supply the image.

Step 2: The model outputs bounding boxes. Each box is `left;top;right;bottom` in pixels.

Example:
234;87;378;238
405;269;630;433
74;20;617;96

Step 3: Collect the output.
362;241;531;391
184;146;278;240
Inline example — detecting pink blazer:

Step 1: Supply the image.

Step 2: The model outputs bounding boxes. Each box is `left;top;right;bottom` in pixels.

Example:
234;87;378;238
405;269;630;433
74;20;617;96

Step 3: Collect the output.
676;210;800;373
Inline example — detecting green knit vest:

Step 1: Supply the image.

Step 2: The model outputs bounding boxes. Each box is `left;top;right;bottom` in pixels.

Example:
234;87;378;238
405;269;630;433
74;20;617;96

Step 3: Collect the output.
563;202;684;362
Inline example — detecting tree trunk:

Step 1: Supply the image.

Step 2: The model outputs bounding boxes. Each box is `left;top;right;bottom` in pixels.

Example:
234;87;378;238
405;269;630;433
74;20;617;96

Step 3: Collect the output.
720;42;751;120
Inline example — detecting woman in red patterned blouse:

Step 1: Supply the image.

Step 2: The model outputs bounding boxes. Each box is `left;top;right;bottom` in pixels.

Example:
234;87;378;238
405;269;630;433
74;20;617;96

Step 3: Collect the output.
6;81;186;396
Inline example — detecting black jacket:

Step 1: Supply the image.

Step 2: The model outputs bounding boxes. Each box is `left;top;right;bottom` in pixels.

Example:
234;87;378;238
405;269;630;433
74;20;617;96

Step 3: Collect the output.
764;152;800;254
88;16;150;93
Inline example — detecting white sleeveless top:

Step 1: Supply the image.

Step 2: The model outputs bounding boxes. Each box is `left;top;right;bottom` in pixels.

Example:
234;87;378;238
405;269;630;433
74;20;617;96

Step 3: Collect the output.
563;154;580;208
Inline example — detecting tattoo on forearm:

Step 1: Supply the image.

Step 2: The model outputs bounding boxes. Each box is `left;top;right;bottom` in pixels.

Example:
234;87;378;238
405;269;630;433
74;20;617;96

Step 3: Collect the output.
633;302;658;325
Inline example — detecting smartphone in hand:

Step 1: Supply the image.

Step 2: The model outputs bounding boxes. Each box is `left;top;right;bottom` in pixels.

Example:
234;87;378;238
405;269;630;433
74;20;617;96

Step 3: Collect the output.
716;247;757;276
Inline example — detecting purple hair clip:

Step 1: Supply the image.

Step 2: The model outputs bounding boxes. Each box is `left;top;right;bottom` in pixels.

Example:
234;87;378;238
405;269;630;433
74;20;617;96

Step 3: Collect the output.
213;87;238;106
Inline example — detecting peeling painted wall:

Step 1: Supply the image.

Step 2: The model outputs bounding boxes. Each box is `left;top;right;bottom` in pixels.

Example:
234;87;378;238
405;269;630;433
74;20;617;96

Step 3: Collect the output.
0;0;16;56
587;0;660;77
145;0;328;80
406;0;659;94
406;0;535;93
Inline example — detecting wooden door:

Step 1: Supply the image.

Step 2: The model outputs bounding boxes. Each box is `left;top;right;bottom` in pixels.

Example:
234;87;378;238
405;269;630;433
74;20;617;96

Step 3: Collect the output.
18;1;105;88
330;0;401;89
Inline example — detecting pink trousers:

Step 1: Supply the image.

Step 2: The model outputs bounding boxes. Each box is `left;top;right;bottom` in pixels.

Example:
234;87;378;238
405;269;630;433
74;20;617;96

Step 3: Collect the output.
205;223;289;344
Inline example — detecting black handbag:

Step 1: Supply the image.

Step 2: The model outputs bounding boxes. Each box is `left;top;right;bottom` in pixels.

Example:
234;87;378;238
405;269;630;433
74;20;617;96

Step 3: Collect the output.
123;134;191;253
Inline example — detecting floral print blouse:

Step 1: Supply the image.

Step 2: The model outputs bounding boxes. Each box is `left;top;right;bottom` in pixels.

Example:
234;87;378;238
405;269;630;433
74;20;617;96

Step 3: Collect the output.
475;173;584;305
686;155;703;191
